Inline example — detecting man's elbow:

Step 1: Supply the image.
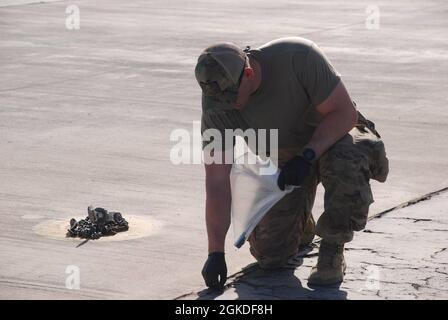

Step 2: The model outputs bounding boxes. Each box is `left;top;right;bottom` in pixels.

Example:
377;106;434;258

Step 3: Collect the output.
341;101;358;130
350;105;358;128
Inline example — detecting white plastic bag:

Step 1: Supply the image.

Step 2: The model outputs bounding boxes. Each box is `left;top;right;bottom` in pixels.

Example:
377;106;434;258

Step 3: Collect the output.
230;151;295;248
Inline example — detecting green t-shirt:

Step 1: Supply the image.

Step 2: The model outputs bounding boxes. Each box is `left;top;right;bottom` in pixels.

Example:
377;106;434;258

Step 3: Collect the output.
201;37;341;154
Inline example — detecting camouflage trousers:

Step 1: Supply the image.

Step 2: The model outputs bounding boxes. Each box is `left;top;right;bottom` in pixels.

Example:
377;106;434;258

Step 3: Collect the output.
247;122;389;269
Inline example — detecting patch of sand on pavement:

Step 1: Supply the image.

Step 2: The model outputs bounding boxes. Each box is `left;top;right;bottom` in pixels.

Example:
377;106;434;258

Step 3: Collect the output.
32;215;162;242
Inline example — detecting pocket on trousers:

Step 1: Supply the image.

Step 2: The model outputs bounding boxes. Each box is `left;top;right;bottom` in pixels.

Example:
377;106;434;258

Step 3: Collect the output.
350;186;374;231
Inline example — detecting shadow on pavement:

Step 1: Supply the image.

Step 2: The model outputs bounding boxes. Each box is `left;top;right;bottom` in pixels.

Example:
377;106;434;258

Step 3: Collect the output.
196;249;348;300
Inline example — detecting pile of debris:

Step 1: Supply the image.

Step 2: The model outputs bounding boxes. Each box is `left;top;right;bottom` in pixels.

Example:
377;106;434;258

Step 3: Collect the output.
66;206;129;240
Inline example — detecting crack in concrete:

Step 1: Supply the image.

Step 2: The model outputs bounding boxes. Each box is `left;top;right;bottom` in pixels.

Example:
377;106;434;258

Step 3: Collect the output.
348;248;409;263
388;217;433;223
345;247;379;254
423;276;432;287
421;257;448;266
370;186;448;220
357;261;433;271
435;268;448;276
412;283;421;290
362;229;389;234
431;247;447;259
388;255;407;262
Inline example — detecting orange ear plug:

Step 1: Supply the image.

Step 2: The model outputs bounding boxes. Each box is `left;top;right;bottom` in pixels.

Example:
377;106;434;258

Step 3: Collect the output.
244;67;254;78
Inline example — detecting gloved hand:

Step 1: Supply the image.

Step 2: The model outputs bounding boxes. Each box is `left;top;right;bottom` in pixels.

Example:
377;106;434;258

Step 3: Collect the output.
277;156;312;191
201;252;227;290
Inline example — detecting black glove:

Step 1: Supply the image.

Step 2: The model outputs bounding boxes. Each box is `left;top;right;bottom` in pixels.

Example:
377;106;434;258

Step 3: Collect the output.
277;156;312;191
201;252;227;290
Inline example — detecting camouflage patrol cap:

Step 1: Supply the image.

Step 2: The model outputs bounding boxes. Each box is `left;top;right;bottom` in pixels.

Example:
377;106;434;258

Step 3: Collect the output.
195;43;247;103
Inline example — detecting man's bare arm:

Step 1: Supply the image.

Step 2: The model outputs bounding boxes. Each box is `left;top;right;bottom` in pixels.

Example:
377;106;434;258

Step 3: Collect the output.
204;160;232;253
305;81;358;158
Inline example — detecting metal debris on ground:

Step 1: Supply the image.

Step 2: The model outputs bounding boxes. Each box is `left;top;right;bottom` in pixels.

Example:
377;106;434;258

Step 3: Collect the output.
66;206;129;239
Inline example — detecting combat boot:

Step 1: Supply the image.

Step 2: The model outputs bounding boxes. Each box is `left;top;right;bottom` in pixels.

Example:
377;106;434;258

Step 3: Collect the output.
308;240;346;286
